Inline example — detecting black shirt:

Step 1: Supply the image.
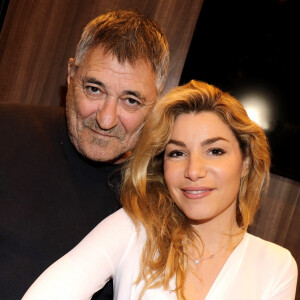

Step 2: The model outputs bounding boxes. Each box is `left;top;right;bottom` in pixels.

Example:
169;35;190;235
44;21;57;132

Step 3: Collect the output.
0;103;121;299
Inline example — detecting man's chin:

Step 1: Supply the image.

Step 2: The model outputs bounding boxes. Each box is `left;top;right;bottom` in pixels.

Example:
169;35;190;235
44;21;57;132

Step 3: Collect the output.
78;145;130;164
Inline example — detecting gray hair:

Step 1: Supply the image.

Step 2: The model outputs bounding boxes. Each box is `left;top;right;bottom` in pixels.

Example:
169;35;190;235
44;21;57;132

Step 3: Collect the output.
71;10;169;95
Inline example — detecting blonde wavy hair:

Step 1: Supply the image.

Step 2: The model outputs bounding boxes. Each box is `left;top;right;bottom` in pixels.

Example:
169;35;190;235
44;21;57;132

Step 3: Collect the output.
121;80;270;299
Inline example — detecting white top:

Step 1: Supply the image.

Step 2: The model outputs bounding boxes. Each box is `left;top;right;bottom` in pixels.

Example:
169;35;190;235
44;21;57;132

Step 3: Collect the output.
22;208;298;300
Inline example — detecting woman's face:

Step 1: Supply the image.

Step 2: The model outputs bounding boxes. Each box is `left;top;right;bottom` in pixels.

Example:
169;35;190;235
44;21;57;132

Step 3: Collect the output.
164;111;247;225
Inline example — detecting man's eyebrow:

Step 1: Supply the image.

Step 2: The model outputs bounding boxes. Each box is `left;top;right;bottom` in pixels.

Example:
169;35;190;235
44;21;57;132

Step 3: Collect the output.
122;90;144;101
82;78;145;101
84;77;105;87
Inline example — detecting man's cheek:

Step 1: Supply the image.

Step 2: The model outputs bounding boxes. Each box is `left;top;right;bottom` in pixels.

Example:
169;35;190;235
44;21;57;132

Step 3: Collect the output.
75;99;97;118
123;111;148;133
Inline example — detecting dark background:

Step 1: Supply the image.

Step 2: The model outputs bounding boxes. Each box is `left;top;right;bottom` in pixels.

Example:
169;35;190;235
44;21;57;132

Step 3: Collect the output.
0;0;10;30
180;0;300;181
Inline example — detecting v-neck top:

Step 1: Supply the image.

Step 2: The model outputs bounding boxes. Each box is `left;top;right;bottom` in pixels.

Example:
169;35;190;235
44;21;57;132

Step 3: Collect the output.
22;209;298;300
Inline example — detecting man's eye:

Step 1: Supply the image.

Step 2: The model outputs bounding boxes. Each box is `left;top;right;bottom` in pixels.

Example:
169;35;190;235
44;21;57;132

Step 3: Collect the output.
124;98;141;107
86;86;100;95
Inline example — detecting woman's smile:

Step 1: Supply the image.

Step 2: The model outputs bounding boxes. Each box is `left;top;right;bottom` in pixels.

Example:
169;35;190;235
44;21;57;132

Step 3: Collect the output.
181;186;214;199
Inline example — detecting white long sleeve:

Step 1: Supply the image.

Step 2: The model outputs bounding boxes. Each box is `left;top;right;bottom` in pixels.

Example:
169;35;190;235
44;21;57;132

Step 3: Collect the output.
22;208;298;300
22;209;136;299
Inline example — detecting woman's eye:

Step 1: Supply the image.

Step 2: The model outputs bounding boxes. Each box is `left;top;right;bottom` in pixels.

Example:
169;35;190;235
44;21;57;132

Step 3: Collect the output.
168;150;185;158
209;148;225;156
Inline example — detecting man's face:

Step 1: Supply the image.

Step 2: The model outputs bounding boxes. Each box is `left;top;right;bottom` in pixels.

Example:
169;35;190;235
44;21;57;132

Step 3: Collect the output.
66;46;157;164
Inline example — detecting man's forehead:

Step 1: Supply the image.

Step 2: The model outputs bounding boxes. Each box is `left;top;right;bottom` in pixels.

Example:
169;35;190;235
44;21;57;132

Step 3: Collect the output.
76;48;157;99
83;46;154;73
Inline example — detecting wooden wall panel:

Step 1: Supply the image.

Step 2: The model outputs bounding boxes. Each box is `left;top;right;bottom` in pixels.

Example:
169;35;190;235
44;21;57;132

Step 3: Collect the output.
249;173;300;299
249;174;299;245
0;0;204;106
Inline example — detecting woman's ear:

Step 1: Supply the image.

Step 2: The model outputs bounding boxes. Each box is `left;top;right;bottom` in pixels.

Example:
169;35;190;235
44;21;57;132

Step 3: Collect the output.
241;157;250;178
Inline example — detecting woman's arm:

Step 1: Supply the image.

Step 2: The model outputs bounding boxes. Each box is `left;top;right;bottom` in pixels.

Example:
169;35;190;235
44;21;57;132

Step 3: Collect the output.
22;209;133;300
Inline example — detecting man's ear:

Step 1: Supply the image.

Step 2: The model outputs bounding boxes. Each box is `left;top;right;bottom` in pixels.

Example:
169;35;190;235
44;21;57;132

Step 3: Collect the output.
67;58;74;86
241;157;250;178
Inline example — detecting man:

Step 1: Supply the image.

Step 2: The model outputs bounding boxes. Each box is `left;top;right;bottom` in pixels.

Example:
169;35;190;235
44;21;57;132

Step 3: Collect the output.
0;10;169;300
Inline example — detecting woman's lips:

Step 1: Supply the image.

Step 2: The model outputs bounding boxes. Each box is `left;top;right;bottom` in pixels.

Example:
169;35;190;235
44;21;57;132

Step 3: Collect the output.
181;187;214;199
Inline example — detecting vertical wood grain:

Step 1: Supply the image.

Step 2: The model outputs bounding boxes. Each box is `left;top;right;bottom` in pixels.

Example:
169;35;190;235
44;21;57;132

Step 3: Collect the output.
0;0;203;106
249;173;300;299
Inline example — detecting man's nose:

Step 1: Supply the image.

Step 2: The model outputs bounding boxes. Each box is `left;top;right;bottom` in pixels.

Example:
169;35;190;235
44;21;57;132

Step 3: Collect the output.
96;98;119;130
184;154;207;181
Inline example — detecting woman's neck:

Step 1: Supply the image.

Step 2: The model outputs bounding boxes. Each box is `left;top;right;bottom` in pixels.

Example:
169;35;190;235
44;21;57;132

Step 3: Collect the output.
191;216;243;254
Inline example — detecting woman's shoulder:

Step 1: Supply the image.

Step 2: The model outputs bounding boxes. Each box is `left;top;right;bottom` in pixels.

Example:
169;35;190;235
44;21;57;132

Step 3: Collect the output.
246;233;292;255
244;233;297;272
96;208;135;233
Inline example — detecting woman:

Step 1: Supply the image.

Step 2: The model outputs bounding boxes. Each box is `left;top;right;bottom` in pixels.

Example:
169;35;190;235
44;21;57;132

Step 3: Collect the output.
22;80;297;299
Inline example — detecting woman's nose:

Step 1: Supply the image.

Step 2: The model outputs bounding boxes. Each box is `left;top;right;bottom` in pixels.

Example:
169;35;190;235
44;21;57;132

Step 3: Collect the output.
184;154;207;181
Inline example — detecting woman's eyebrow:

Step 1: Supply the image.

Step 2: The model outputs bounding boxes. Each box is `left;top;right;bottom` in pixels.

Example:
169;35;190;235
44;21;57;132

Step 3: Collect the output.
167;137;229;147
201;137;229;146
167;139;186;147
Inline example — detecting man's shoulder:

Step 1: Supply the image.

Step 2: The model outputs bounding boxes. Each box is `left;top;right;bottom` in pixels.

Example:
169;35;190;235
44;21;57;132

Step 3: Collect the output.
0;102;66;133
0;103;68;154
0;102;65;121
